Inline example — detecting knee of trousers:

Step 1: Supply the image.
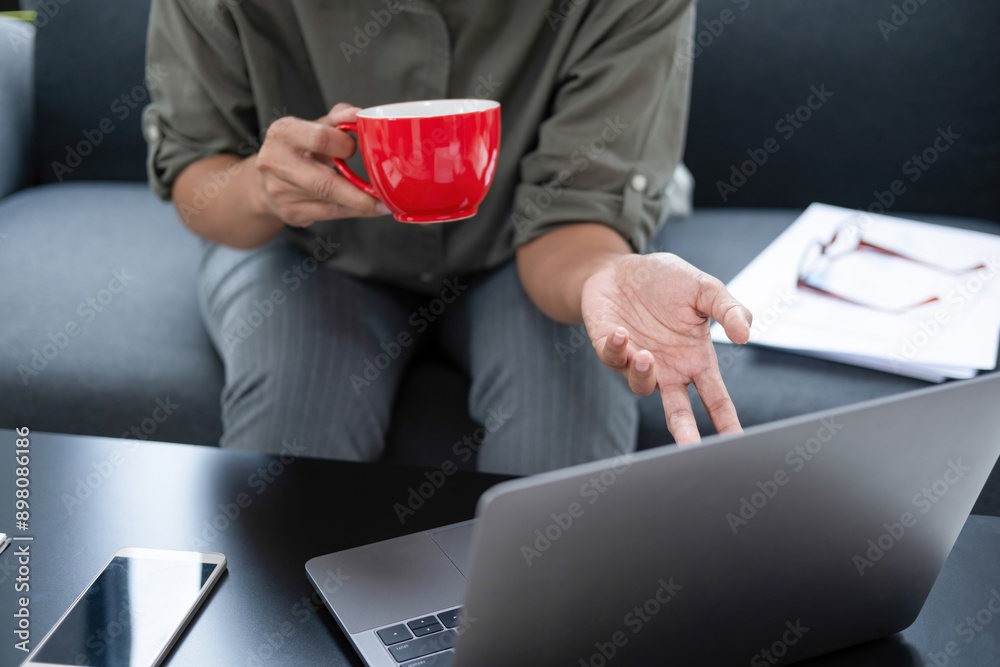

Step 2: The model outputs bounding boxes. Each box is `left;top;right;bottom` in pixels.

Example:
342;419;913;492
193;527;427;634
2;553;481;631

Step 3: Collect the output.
218;360;392;462
470;364;639;475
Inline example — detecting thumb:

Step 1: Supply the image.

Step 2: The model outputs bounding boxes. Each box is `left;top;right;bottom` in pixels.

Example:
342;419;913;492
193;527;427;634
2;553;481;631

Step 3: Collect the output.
721;302;753;344
696;276;752;344
317;103;361;127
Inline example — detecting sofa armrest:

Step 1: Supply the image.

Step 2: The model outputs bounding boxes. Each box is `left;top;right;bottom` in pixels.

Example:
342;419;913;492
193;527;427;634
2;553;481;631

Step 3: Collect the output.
0;17;35;199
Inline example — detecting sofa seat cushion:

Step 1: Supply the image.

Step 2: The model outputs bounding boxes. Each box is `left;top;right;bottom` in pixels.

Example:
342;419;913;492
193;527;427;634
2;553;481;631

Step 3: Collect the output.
0;182;224;444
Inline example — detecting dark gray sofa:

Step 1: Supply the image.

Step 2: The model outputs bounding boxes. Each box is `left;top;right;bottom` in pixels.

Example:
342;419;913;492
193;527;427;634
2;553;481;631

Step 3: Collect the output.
1;2;998;510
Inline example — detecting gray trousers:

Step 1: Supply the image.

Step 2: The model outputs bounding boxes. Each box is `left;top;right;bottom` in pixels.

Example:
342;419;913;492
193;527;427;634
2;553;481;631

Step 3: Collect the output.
197;238;637;475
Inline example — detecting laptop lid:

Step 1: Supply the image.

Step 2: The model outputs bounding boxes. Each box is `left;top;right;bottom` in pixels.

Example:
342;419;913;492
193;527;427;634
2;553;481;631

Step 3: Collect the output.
453;373;1000;666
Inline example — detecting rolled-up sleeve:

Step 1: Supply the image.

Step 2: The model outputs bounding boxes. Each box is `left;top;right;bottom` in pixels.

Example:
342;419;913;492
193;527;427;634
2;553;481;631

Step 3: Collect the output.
143;0;258;200
512;0;694;252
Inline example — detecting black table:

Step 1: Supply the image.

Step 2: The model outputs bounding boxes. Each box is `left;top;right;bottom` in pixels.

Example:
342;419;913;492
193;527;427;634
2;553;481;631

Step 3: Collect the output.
1;430;998;666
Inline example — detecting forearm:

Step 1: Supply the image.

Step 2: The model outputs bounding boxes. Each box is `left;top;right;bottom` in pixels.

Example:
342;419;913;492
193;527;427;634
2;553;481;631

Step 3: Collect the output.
516;223;632;324
172;154;284;249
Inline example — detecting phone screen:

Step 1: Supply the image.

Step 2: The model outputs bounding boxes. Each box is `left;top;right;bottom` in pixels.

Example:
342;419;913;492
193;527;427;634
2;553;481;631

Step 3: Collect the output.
30;553;222;666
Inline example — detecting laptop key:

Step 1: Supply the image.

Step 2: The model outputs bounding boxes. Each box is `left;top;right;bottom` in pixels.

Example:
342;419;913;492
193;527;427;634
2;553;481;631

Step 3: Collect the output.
388;629;457;662
411;622;443;637
437;608;460;629
406;615;439;631
377;624;413;646
401;651;454;667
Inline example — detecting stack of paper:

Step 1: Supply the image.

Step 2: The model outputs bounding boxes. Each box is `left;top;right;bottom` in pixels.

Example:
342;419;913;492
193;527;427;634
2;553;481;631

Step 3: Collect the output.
710;204;1000;382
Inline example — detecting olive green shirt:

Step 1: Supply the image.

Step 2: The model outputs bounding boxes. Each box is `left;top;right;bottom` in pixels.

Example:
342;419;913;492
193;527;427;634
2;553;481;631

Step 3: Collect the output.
143;0;694;293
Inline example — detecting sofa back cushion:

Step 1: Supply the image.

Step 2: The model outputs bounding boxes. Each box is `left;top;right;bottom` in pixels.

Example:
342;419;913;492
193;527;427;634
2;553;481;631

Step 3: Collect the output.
26;0;999;222
30;0;153;184
684;0;1000;221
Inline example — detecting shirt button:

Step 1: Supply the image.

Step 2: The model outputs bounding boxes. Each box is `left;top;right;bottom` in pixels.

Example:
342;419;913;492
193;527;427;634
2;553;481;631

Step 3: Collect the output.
419;272;435;283
630;174;648;193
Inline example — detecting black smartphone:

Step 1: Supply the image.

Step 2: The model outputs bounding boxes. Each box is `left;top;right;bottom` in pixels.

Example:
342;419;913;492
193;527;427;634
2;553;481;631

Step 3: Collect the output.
24;548;226;667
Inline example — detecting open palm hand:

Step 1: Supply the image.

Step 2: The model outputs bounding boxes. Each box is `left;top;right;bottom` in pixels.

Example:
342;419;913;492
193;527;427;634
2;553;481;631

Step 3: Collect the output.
581;253;753;444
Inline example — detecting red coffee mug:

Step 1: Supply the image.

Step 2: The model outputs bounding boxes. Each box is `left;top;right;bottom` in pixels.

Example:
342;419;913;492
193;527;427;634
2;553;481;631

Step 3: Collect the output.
332;99;501;223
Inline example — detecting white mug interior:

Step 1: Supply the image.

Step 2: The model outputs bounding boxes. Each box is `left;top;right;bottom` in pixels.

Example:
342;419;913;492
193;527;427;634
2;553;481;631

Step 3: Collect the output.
357;99;499;120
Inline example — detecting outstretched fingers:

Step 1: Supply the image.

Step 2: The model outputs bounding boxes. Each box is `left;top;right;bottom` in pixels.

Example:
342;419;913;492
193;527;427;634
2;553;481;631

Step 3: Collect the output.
660;383;701;445
595;327;656;395
695;364;742;437
596;326;629;371
628;349;656;395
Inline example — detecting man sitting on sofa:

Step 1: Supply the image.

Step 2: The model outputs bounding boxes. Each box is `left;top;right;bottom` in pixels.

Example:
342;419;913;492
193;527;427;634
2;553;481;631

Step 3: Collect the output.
143;0;752;475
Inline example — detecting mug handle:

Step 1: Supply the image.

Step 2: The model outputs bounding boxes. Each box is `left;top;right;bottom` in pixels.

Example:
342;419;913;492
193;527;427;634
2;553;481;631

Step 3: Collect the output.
331;123;379;199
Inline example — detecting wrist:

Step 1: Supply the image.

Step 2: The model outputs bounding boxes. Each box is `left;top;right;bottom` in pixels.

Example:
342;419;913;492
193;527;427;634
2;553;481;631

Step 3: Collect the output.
242;157;286;241
517;223;632;324
578;251;623;289
243;155;272;219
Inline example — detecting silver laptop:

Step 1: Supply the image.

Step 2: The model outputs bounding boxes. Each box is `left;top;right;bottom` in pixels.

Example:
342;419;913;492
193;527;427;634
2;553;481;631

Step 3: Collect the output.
306;373;1000;666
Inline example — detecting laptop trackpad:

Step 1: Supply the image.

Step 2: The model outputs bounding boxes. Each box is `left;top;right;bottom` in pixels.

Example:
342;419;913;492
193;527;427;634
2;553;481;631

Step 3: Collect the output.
306;527;471;634
429;520;476;578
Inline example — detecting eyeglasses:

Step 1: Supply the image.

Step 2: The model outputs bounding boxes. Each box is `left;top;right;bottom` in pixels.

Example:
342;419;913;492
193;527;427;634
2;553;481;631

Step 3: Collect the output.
797;219;987;314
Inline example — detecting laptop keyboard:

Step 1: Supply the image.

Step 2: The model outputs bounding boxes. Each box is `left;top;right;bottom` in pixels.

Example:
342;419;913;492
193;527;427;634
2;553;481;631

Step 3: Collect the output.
376;607;461;665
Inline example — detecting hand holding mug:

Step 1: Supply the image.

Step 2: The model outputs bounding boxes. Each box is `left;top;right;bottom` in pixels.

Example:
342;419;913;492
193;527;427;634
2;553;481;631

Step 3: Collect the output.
250;103;388;227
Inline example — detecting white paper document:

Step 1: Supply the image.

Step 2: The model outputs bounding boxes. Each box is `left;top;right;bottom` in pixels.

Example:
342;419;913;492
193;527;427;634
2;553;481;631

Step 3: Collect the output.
710;203;1000;382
